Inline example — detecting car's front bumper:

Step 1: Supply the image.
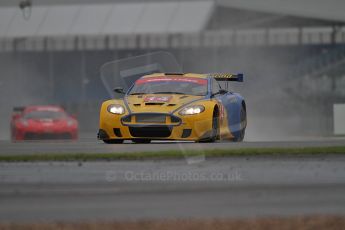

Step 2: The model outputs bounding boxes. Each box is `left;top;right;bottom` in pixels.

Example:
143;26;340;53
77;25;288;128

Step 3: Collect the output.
99;112;214;141
13;128;78;141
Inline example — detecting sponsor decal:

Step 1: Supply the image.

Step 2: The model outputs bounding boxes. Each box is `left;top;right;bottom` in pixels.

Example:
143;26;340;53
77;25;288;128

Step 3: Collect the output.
136;77;207;85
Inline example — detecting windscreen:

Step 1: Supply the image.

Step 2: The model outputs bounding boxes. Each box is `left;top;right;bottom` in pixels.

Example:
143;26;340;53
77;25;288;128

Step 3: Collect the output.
100;52;182;99
129;76;208;96
24;111;66;120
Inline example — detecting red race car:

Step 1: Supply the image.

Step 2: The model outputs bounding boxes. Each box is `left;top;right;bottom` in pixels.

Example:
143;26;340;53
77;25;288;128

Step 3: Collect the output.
11;105;78;141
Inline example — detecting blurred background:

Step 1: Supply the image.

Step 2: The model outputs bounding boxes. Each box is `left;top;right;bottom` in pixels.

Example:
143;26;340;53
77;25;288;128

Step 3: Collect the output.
0;0;345;140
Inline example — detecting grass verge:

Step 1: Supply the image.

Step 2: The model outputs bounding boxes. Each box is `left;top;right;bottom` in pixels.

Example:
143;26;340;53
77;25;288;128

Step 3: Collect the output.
0;216;345;230
0;146;345;162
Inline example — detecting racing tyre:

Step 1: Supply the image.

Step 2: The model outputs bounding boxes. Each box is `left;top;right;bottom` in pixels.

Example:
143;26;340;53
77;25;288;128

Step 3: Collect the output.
132;139;151;144
103;139;124;144
233;106;246;142
198;109;219;143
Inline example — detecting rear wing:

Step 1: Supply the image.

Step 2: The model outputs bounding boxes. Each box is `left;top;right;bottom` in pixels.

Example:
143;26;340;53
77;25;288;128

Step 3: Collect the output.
208;73;244;82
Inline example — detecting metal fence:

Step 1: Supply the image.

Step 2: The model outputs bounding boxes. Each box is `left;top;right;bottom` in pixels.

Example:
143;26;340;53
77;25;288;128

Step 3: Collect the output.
1;27;345;52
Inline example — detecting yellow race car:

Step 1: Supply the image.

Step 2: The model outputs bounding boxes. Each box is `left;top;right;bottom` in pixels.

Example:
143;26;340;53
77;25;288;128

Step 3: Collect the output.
98;72;246;144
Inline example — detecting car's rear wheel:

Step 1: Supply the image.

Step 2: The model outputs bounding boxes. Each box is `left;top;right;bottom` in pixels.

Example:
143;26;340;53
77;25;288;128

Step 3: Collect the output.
132;139;151;144
103;139;124;144
233;106;246;142
198;109;219;143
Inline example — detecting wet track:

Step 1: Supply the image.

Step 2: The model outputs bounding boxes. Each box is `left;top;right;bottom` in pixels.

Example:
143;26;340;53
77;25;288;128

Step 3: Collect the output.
0;136;345;155
1;156;345;222
0;137;345;222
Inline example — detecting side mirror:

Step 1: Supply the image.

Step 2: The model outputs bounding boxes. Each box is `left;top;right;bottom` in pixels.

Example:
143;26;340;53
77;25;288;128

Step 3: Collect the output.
212;89;228;97
219;89;228;95
114;87;125;94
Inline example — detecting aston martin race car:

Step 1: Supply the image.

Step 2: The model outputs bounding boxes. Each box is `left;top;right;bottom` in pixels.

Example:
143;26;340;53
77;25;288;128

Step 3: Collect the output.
98;72;246;143
11;105;78;141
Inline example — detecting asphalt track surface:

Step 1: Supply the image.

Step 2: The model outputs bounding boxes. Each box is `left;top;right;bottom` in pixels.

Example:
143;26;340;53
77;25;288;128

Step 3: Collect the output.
0;136;345;155
1;157;345;222
0;137;345;222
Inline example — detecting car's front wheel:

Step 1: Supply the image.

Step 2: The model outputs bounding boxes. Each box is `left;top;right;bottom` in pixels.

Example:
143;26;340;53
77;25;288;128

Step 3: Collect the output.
198;109;219;143
103;139;124;144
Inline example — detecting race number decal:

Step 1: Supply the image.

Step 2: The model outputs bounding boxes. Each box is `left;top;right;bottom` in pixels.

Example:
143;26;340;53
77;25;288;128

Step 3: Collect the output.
144;96;172;103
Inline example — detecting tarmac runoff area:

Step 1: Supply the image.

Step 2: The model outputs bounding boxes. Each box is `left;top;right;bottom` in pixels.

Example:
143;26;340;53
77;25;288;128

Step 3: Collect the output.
0;137;344;222
0;155;345;222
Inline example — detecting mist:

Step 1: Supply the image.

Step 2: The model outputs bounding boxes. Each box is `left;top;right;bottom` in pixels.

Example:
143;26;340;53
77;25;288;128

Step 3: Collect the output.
0;46;337;141
175;46;335;141
1;0;343;141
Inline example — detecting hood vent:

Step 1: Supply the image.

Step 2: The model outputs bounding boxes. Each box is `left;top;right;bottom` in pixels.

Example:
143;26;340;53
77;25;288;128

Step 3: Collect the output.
145;102;165;105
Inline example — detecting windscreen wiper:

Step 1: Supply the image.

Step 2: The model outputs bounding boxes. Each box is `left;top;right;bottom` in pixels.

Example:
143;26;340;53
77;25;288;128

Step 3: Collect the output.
129;92;146;95
152;92;185;94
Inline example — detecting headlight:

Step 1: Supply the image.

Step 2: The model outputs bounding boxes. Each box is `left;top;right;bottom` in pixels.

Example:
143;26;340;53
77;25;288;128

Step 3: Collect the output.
67;119;75;126
107;104;125;114
179;105;205;115
20;118;28;127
